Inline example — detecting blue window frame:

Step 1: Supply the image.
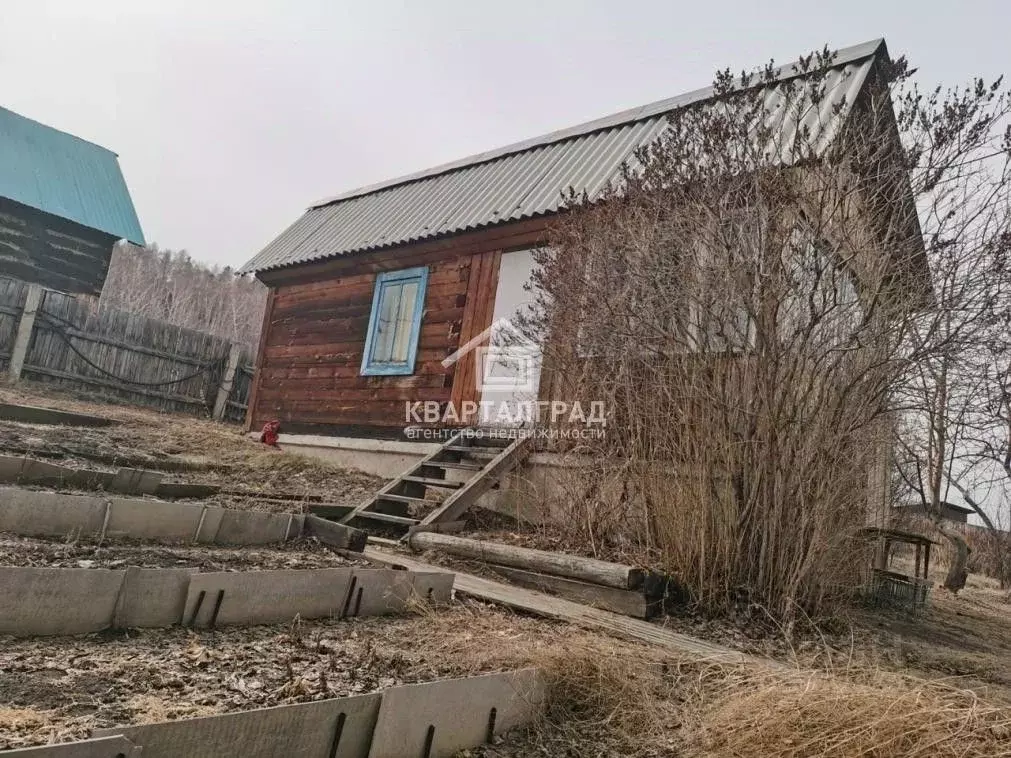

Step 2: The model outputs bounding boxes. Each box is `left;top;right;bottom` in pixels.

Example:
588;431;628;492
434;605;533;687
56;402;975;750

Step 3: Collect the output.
360;266;429;376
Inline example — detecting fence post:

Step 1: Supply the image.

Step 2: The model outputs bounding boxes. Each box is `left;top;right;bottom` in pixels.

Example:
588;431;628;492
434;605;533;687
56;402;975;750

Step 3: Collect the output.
7;284;44;383
212;343;243;421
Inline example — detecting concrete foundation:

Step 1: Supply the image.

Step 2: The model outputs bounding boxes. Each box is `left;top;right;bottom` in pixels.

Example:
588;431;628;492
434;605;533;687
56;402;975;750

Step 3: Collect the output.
273;434;593;524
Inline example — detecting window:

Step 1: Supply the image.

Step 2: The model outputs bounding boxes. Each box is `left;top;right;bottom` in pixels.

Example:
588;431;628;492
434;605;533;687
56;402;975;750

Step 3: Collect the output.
360;266;428;376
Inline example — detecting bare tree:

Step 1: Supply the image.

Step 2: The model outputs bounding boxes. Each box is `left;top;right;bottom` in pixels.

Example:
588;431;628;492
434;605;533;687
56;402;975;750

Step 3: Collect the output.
518;50;1011;622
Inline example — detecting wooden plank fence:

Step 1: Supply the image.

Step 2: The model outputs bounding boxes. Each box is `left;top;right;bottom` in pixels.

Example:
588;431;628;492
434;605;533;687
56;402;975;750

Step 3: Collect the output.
0;279;254;422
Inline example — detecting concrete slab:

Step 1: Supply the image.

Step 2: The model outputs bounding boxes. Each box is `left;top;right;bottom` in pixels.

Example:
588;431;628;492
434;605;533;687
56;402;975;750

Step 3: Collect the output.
0;403;116;427
344;569;414;617
193;505;226;543
105;498;204;542
112;567;197;628
183;568;353;628
214;509;299;545
16;458;69;484
0;454;25;480
1;736;139;757
96;693;381;758
0;488;106;538
0;567;123;636
0;455;108;489
410;571;455;606
367;669;545;758
109;468;164;495
304;514;367;552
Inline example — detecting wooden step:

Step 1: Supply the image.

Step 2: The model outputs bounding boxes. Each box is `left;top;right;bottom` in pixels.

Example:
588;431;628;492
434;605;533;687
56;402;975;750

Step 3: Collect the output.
401;476;464;489
416;435;533;528
444;446;500;458
426;460;486;471
351;511;419;526
377;493;436;506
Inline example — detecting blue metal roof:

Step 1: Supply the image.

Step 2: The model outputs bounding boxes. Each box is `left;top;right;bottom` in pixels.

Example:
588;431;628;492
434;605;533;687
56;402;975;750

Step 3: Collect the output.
0;106;145;244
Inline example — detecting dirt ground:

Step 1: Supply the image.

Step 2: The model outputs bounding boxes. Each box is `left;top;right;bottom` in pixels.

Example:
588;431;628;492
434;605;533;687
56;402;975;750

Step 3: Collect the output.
0;605;567;750
0;382;381;513
1;384;1011;755
0;533;367;571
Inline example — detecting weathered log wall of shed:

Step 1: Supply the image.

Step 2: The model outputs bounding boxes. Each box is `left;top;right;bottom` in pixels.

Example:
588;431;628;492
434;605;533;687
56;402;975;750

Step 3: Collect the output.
0;198;115;295
249;218;550;436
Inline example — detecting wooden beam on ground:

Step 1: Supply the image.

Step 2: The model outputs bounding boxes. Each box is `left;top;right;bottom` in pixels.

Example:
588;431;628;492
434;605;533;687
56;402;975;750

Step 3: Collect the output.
485;564;655;619
361;546;752;664
407;531;645;590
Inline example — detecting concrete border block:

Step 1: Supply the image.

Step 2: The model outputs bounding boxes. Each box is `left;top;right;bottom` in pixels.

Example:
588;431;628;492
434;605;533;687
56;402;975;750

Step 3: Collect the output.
304;514;367;552
344;569;414;617
0;488;106;538
112;567;197;629
1;736;139;756
193;505;226;543
0;567;124;636
213;509;300;545
183;568;354;628
0;403;116;428
409;571;454;606
96;692;381;758
367;669;545;758
105;498;204;542
109;468;164;495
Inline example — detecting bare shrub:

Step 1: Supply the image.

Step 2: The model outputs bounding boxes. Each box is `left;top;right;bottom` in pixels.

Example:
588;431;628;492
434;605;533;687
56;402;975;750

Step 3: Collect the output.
519;49;1010;623
966;528;1011;588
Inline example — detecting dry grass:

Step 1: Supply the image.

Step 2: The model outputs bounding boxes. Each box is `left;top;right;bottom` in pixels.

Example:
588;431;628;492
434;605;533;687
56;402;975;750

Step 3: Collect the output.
699;670;1011;758
379;603;1011;758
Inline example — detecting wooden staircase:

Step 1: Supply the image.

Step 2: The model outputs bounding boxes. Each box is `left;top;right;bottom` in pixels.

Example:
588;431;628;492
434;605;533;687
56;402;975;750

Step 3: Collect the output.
339;430;533;538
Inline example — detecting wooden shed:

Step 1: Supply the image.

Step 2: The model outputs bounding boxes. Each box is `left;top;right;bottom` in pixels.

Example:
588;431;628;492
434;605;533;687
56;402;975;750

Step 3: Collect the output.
240;38;920;477
0;106;145;295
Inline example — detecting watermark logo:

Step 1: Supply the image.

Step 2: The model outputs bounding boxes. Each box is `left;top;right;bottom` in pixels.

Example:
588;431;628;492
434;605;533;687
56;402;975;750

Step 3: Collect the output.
442;317;540;393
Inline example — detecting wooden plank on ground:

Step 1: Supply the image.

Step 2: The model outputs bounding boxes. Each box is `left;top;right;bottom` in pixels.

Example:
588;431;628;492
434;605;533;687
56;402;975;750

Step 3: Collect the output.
361;545;751;664
485;564;653;619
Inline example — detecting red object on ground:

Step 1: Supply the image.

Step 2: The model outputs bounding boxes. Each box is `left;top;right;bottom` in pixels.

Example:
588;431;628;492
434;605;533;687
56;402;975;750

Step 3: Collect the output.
259;419;281;447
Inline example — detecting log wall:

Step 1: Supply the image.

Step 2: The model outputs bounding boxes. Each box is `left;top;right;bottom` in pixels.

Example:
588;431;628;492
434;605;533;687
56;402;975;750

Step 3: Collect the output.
249;218;550;435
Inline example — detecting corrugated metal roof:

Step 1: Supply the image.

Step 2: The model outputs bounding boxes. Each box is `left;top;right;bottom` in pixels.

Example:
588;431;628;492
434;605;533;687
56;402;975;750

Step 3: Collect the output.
242;39;885;274
0;106;145;244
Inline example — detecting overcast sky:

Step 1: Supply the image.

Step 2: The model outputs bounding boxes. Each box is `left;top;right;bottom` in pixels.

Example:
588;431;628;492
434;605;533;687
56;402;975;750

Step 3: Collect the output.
1;0;1006;269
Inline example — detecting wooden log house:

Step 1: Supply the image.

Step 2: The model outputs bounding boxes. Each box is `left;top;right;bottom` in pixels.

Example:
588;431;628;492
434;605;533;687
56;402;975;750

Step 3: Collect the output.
240;38;926;494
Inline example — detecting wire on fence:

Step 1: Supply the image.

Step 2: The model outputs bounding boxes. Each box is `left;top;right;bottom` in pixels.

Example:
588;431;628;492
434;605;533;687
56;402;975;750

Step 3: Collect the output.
35;310;222;390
